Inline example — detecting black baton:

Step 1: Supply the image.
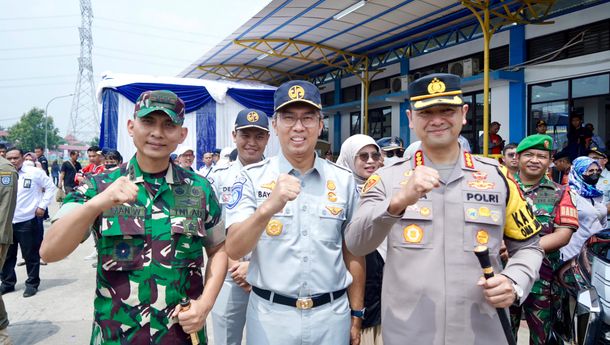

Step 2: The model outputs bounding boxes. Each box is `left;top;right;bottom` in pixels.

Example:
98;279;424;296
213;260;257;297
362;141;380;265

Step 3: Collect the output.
474;245;517;345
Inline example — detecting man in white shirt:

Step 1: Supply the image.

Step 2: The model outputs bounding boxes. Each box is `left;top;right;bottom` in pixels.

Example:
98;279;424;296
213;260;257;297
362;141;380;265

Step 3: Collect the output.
198;152;215;177
1;148;55;297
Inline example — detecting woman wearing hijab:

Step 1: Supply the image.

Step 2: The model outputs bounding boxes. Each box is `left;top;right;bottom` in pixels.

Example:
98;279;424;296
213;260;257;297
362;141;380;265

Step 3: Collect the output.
336;134;384;345
560;156;608;260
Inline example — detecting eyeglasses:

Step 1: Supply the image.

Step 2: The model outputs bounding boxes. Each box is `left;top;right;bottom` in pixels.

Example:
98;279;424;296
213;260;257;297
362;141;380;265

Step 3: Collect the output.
358;152;382;162
278;114;320;128
385;149;404;158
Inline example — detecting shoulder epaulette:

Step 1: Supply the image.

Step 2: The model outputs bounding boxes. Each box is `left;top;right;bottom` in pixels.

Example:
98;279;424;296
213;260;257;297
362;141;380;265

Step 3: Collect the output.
473;155;500;167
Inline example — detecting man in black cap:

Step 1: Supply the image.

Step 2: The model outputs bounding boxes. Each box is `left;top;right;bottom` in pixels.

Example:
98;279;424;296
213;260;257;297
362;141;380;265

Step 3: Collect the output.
376;136;404;166
345;73;543;345
552;150;571;185
208;108;270;345
225;80;365;345
588;148;610;221
535;120;547;135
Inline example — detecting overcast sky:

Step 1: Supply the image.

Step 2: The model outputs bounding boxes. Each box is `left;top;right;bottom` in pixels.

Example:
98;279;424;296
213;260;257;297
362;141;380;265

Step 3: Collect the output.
0;0;270;139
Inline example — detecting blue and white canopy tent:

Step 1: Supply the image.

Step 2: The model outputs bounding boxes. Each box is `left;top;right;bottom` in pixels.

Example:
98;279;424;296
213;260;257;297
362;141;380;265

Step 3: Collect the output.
96;72;278;169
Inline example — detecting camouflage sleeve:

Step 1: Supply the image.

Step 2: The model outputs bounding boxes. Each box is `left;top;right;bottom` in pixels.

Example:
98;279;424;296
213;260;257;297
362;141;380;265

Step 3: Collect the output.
499;165;542;241
51;176;101;242
202;179;224;249
553;186;579;231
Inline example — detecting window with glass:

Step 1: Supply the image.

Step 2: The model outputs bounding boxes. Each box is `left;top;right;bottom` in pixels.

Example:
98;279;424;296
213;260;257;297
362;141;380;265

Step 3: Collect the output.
349;107;392;139
528;72;610;149
461;91;486;153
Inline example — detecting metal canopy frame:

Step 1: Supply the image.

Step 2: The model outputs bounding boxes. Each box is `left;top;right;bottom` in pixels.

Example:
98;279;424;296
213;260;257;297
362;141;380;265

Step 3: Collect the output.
196;64;306;85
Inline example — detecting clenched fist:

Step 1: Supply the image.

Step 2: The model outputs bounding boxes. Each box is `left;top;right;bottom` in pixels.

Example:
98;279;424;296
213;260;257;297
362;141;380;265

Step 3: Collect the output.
263;173;301;215
91;176;139;212
388;165;440;215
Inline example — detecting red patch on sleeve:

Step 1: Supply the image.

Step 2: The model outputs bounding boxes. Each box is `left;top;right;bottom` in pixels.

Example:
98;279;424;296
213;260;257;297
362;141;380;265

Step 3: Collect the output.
555;186;579;228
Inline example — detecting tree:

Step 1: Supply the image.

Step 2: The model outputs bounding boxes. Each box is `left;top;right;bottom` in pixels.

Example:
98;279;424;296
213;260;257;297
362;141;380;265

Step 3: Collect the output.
89;136;100;147
7;107;62;151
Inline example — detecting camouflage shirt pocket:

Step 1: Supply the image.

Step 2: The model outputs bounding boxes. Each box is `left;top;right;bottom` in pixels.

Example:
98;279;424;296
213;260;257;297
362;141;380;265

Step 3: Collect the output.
99;236;145;271
170;211;205;268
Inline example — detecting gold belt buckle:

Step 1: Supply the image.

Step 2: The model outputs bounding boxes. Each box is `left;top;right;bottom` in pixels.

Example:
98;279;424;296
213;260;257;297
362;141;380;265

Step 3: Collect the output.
296;297;313;310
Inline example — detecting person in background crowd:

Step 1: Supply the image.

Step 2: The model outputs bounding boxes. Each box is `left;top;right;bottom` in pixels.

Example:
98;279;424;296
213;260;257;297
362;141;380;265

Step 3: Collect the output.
478;121;504;154
199;152;215;177
336;134;384;345
34;146;49;176
587;148;610;223
75;146;104;185
563;114;586;148
535;120;548;135
509;134;578;344
225;80;365;345
176;146;196;172
208;108;270;345
1;148;55;298
51;160;60;186
103;150;123;170
228;148;238;163
212;149;221;164
345;73;543;345
501;143;519;177
41;90;227;344
0;154;17;344
215;147;234;168
552;150;571;186
560;157;608;261
325;150;334;162
376;136;404;166
23;152;42;169
0;144;6;158
585;123;606;151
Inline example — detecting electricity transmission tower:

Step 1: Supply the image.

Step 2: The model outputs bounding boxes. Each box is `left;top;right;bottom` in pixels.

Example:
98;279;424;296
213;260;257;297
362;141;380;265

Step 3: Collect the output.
68;0;99;142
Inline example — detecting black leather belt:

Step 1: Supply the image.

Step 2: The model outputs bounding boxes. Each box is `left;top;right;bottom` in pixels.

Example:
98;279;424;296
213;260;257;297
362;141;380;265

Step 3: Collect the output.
252;286;347;310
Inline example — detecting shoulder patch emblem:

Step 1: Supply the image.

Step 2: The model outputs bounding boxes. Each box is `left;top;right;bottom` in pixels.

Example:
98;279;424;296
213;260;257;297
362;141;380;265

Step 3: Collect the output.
226;181;244;210
476;230;489;245
464;152;475;169
0;176;11;185
362;174;380;194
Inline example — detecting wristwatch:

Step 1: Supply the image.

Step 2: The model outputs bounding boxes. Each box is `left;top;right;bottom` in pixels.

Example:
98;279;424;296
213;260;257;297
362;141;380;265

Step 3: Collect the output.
351;308;366;319
511;282;524;303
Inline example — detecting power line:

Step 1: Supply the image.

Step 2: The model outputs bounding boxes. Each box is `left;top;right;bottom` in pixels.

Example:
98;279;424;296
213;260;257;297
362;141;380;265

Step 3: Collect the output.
0;53;76;61
0;26;75;32
96;16;222;38
0;14;78;20
0;74;74;82
0;81;74;89
93;24;214;45
0;44;79;51
96;46;194;63
95;53;187;68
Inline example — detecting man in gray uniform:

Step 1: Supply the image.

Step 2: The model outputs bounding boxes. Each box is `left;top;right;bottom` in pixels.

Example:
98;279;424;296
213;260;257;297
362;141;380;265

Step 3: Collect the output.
209;108;270;345
225;80;365;345
345;73;544;345
0;156;17;344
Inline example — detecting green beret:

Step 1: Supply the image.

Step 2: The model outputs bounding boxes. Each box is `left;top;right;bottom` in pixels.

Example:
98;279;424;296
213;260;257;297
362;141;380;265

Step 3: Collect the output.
516;134;553;153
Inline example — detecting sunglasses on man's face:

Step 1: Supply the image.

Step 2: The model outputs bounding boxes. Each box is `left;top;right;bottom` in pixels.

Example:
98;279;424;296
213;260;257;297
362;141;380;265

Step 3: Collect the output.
357;152;382;162
385;149;404;158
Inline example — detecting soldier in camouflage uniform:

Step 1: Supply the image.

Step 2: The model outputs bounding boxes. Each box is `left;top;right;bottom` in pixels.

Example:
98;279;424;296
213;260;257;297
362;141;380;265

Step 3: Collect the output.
41;90;227;345
509;134;578;344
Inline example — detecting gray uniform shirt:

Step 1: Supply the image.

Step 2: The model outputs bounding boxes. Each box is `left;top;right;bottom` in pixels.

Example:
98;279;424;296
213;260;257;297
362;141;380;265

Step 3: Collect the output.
226;152;358;296
345;149;543;345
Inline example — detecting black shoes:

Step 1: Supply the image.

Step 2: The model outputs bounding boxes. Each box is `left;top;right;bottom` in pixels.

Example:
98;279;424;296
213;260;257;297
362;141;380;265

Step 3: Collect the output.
0;286;15;295
23;286;37;298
